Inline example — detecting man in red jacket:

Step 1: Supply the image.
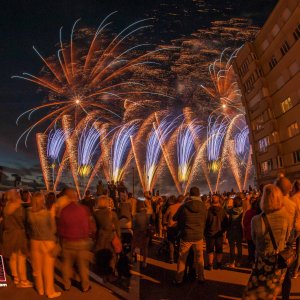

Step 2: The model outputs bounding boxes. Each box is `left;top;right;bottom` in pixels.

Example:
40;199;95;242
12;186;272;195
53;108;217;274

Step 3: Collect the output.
58;189;92;292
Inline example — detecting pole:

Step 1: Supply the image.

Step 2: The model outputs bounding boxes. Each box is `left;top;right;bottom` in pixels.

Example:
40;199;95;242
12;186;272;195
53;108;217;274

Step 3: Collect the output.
132;167;135;197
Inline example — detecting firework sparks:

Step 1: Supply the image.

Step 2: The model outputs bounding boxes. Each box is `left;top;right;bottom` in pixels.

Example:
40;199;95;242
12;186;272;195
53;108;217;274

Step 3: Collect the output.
110;122;137;182
13;13;175;150
77;123;100;177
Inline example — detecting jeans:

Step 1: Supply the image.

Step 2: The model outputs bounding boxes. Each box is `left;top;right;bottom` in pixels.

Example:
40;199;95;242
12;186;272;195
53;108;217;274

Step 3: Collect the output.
9;251;27;282
62;240;91;291
228;238;242;263
31;239;57;296
176;239;204;282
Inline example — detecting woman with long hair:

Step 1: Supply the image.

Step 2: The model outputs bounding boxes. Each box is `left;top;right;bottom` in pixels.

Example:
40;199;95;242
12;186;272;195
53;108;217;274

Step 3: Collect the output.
243;184;291;300
2;189;32;288
27;192;61;298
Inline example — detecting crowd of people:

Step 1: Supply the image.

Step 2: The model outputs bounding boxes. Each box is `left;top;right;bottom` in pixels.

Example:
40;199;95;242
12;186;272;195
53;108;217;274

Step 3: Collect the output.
0;176;299;300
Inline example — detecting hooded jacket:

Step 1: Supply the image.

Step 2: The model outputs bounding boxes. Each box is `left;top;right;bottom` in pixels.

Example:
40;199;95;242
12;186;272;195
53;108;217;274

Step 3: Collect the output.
173;196;207;242
205;205;228;238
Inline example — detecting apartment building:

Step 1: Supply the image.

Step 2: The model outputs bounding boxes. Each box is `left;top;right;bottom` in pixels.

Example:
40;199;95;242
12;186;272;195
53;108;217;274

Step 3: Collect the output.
233;0;300;185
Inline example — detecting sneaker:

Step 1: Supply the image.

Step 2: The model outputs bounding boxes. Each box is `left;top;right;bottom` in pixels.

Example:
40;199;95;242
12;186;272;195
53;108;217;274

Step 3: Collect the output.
17;280;33;288
226;262;235;268
13;277;20;285
47;292;62;298
292;272;298;279
205;265;213;271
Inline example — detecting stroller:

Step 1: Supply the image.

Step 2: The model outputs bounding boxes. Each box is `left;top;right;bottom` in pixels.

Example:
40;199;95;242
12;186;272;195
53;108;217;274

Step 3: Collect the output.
117;217;133;280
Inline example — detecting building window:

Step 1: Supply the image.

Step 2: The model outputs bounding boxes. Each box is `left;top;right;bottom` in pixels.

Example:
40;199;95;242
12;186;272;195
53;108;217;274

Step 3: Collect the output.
288;122;299;138
258;136;270;152
272;131;279;143
253;115;263;131
261;159;273;174
269;56;278;70
293;24;300;41
277;156;283;168
293;150;300;164
281;97;292;113
280;41;290;56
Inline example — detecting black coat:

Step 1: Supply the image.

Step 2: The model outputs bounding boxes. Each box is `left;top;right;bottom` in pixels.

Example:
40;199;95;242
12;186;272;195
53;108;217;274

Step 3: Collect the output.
173;197;207;242
205;206;228;238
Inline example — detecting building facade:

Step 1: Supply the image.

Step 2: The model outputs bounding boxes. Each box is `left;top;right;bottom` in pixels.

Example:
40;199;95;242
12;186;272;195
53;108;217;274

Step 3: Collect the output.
234;0;300;185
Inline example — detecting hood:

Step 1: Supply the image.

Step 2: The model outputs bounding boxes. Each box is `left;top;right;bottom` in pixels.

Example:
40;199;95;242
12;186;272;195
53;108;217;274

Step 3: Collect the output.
4;203;21;215
185;197;203;213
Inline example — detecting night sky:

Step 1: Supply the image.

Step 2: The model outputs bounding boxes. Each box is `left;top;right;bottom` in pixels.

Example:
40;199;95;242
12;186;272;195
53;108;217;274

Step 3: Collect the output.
0;0;277;189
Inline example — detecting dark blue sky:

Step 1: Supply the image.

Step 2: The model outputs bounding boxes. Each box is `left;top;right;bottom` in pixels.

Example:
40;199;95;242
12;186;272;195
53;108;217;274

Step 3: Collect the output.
0;0;277;187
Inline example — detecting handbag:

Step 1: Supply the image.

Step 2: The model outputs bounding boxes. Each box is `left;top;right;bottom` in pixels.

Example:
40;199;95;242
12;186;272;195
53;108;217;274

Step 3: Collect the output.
262;213;296;269
110;212;123;254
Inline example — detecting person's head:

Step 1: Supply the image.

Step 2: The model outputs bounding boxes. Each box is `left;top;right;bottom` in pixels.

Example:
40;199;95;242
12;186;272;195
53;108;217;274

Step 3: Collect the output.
4;189;21;204
85;190;90;197
65;188;78;202
45;192;56;210
156;190;160;196
136;200;146;213
260;184;283;214
21;190;30;202
275;177;292;196
31;192;45;212
233;196;243;208
211;195;220;206
292;179;300;195
128;192;133;198
177;195;184;203
97;196;109;208
168;195;177;205
190;186;200;197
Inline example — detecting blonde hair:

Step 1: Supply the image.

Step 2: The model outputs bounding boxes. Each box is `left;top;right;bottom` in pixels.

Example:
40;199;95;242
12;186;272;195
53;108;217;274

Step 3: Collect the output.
31;192;45;212
4;189;21;204
260;184;283;214
97;195;109;208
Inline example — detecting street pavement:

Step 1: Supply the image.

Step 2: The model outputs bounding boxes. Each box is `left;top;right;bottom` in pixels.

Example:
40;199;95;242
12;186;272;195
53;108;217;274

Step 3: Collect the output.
1;240;300;300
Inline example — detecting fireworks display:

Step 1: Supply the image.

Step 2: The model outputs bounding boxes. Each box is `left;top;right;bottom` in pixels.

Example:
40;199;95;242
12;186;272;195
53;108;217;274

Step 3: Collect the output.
14;12;255;195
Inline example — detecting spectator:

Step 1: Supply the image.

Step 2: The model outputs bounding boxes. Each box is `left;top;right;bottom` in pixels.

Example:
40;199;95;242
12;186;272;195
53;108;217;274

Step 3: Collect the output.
291;179;300;278
275;177;300;300
81;190;95;214
27;192;61;298
131;200;150;268
57;189;92;292
2;189;32;288
118;192;132;227
226;196;243;268
243;184;290;299
45;192;56;210
243;197;259;265
205;195;228;270
96;180;104;196
173;186;207;285
163;195;182;263
97;189;114;211
94;196;120;282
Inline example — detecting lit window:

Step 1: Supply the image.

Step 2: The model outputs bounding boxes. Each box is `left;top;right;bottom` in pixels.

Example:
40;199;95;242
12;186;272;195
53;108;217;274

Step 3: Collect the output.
258;136;270;152
272;131;279;143
293;150;300;164
253;115;263;131
281;97;292;113
288;122;299;138
280;41;290;56
261;159;273;173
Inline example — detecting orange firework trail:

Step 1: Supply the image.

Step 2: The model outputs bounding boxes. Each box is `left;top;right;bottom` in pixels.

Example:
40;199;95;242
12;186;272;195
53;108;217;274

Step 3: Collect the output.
13;13;176;150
